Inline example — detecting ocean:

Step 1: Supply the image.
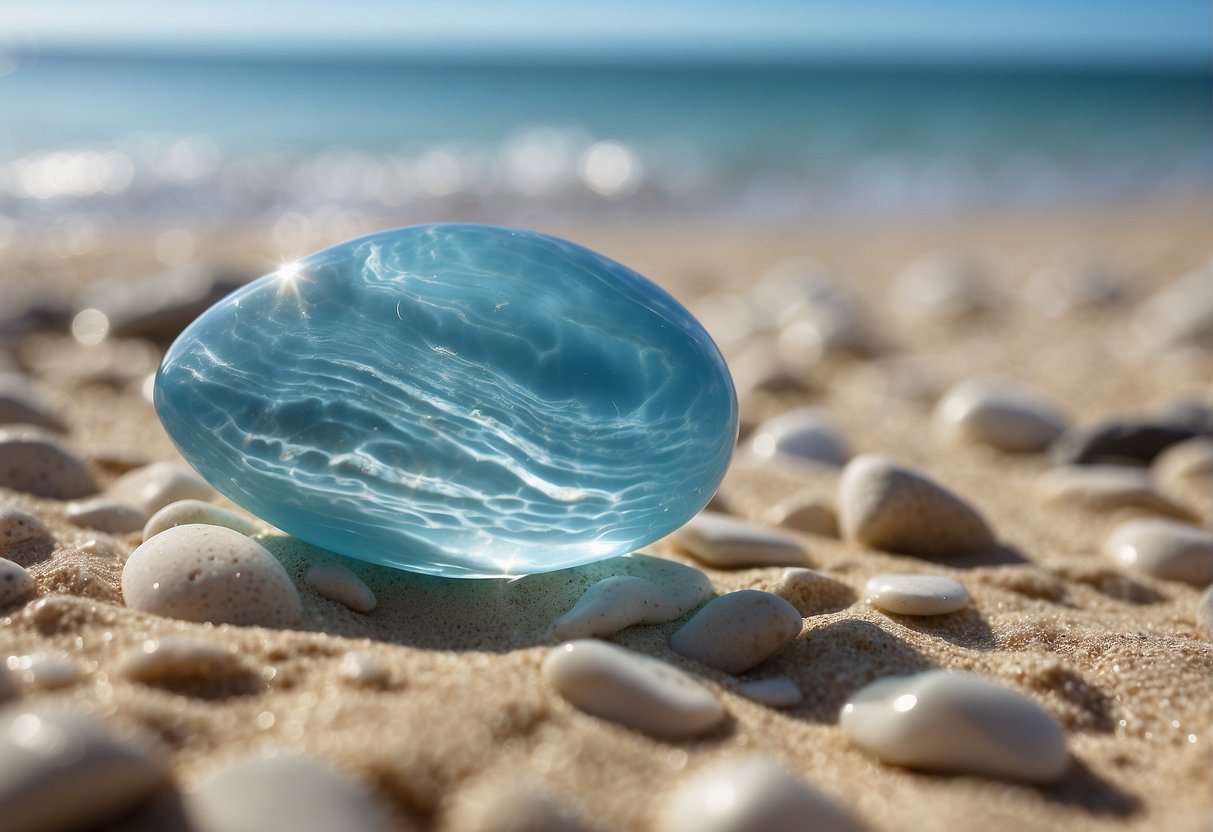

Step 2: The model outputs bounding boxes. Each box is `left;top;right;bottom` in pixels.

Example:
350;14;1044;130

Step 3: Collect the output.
0;50;1208;234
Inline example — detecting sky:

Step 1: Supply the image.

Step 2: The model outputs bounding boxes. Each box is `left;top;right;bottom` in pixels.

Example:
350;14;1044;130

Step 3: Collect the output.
0;0;1209;66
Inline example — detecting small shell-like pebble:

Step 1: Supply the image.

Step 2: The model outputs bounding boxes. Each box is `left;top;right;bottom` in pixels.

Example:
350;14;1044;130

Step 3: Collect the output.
65;497;148;534
935;378;1066;453
551;565;712;640
737;676;803;708
304;563;377;613
748;408;849;467
1037;466;1193;518
839;455;995;558
186;754;391;832
670;590;802;674
840;671;1068;783
0;710;168;832
543;640;724;740
7;653;81;690
1103;518;1213;586
671;512;808;569
122;524;303;627
0;508;49;548
445;779;590;832
143;498;262;541
0;428;96;500
864;574;969;616
655;755;864;832
0;557;35;607
108;462;215;514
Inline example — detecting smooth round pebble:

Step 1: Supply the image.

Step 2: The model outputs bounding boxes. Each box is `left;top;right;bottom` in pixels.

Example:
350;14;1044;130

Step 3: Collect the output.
748;408;849;467
1037;466;1193;518
186;754;391;832
108;462;216;514
0;427;96;500
1198;586;1212;639
864;574;969;616
737;676;803;708
1103;518;1213;586
551;566;712;640
119;637;255;689
0;507;49;548
0;557;34;606
656;755;863;832
839;455;995;558
763;493;838;537
0;374;66;431
670;590;802;674
0;710;169;832
122;524;303;627
542;640;724;740
65;496;148;534
935;378;1066;453
304;563;377;613
7;653;81;690
143;498;262;541
840;671;1068;783
445;779;590;832
670;511;808;568
771;567;854;615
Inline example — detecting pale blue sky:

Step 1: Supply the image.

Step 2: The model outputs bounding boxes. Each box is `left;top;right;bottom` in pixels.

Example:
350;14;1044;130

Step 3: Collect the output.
0;0;1209;65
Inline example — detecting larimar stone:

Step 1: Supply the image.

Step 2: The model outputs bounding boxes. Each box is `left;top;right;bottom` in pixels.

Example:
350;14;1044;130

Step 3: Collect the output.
155;225;737;578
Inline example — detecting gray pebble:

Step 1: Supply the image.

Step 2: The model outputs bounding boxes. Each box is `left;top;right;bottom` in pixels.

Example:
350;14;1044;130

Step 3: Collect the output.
748;407;850;467
0;558;34;607
1103;518;1213;586
186;753;391;832
670;590;802;674
143;499;262;541
762;493;838;537
0;710;169;832
670;511;808;569
736;676;803;708
864;573;968;616
0;427;96;499
551;566;712;640
1050;420;1198;467
108;462;216;514
0;507;49;547
1037;466;1193;519
935;378;1066;453
839;455;995;558
304;563;377;613
890;253;988;324
65;496;148;534
0;374;65;431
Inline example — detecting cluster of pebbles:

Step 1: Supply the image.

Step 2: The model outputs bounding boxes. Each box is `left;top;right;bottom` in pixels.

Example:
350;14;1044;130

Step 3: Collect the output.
0;217;1210;831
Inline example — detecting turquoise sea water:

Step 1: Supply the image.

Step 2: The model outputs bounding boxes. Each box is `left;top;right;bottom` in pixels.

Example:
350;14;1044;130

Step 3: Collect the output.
0;50;1208;228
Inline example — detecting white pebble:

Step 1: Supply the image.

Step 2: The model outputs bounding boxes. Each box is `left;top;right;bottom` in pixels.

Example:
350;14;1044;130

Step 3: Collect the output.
0;507;48;548
7;653;81;690
551;565;712;640
839;455;995;558
123;524;303;627
119;637;253;688
748;408;849;467
864;574;968;616
890;253;988;324
0;557;34;606
543;640;724;740
670;511;808;568
0;710;168;832
143;498;262;541
763;493;838;537
108;461;215;514
1198;586;1212;639
304;563;377;613
338;652;392;688
840;671;1067;783
0;428;96;500
186;754;391;832
935;378;1067;453
1037;466;1192;518
737;676;803;708
670;590;802;674
656;755;863;832
1103;518;1213;586
65;496;147;534
445;779;590;832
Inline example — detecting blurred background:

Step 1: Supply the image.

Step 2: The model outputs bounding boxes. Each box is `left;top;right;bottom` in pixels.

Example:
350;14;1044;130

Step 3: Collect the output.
0;0;1208;263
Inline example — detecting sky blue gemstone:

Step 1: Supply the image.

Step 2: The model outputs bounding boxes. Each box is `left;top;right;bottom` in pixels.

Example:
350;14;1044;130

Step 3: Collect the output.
155;224;737;578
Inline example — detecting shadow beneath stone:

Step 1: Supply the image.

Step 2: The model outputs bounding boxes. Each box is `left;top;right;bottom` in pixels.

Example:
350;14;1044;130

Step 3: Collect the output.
883;607;997;650
81;783;196;832
261;535;703;652
944;544;1028;569
1050;565;1168;605
0;536;56;568
772;618;938;723
1040;758;1141;818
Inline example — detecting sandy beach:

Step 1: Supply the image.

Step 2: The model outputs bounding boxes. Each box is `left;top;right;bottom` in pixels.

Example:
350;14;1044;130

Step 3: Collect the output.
0;194;1211;831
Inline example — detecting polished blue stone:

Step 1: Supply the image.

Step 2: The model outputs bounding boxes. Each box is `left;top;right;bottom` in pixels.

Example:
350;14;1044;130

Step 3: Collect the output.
155;224;737;577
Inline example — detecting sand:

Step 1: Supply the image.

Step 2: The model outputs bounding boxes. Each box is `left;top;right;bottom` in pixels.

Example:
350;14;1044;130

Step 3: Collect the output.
1;195;1211;831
